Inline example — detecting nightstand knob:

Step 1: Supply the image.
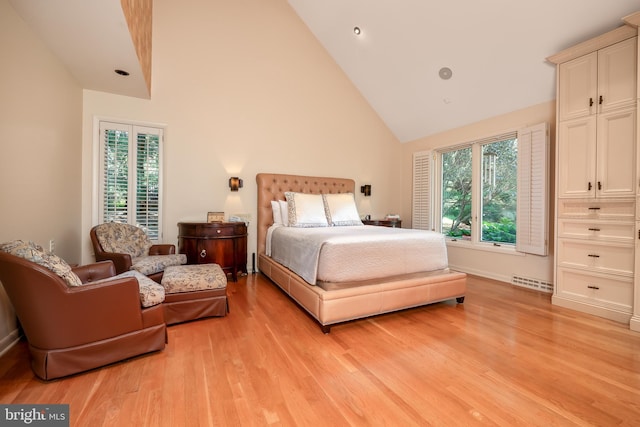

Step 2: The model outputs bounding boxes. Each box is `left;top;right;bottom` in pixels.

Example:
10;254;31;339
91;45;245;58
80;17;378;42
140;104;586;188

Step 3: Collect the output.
200;249;207;258
217;229;221;234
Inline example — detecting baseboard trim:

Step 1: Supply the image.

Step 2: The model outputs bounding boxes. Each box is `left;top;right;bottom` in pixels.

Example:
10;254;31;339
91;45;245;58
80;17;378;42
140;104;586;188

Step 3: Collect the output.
448;264;512;284
0;329;21;358
552;295;632;324
630;315;640;332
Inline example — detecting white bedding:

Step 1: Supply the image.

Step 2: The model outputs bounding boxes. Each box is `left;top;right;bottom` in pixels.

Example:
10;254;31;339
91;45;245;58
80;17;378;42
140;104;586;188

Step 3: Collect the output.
268;225;448;284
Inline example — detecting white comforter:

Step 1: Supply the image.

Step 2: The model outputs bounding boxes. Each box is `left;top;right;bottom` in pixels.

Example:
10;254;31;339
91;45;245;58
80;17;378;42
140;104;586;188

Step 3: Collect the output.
268;225;448;284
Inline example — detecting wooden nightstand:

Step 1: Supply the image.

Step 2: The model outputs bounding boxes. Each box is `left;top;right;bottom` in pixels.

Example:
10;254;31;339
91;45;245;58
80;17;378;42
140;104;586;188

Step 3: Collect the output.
362;219;402;228
177;222;247;281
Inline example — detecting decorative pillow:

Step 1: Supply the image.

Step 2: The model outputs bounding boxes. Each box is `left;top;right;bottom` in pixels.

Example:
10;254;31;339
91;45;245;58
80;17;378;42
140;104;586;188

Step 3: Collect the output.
323;193;363;226
95;222;152;257
284;192;329;228
0;240;83;287
279;200;289;226
271;200;283;225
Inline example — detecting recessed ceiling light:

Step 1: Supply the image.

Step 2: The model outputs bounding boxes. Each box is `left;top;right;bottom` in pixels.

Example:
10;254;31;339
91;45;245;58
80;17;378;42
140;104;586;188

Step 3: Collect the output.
114;69;130;76
439;67;453;80
353;27;361;35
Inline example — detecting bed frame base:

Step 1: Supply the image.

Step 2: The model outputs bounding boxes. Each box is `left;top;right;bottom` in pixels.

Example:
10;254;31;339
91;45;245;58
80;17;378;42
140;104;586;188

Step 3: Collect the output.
259;253;466;333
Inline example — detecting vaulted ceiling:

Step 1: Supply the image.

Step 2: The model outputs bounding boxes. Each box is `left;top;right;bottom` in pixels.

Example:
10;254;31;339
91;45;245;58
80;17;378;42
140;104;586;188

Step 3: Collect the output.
9;0;640;142
288;0;640;142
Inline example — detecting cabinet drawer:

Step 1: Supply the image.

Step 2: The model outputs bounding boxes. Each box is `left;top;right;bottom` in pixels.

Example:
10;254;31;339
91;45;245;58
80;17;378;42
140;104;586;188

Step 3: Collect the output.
198;226;245;238
557;219;634;242
557;239;634;276
556;268;633;312
182;223;247;238
558;199;634;220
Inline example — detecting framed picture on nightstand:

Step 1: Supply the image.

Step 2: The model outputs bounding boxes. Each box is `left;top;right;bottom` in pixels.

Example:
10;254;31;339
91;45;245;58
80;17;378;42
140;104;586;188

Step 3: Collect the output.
207;212;225;222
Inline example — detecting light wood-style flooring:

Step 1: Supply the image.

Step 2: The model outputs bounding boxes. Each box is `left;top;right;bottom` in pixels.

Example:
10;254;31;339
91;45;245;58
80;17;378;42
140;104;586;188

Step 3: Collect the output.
1;274;639;426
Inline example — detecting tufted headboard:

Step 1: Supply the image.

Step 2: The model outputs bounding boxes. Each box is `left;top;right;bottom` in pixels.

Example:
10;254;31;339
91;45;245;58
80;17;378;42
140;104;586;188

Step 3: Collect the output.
255;173;355;258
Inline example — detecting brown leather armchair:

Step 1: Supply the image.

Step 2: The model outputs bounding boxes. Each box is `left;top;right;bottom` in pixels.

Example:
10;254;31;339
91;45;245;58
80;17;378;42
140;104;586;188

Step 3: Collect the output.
0;252;166;380
90;223;186;283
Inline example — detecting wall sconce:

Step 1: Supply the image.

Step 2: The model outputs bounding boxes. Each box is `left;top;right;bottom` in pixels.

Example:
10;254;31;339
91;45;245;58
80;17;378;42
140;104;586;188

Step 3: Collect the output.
360;185;371;197
229;177;243;192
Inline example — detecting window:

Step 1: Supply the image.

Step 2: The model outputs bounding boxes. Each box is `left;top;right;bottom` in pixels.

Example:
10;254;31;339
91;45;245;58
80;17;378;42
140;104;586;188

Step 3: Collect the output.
413;123;548;255
98;121;164;241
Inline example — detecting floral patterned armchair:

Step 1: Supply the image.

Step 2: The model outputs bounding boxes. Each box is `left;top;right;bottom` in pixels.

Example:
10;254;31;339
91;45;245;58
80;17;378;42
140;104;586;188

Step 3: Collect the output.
90;222;187;283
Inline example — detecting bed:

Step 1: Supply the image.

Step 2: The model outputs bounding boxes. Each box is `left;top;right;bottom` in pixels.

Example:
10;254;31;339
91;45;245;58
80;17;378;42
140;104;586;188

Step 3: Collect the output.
256;173;466;332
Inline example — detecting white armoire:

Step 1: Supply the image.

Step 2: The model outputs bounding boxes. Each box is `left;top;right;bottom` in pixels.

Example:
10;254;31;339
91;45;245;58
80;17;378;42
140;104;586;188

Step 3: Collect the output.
548;12;640;332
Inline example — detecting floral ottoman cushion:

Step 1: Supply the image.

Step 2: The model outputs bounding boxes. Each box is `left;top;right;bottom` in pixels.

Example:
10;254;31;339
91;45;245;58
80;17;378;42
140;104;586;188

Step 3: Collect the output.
161;264;227;294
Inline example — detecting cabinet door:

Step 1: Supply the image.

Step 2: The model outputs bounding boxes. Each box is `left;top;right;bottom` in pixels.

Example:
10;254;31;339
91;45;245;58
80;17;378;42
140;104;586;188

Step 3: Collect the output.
596;108;636;198
558;52;597;121
198;239;235;269
597;37;637;114
558;116;597;198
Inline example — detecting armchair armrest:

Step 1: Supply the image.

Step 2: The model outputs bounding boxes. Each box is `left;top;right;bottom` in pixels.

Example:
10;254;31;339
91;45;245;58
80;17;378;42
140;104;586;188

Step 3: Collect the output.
61;277;147;346
94;251;132;275
72;261;116;283
149;244;176;255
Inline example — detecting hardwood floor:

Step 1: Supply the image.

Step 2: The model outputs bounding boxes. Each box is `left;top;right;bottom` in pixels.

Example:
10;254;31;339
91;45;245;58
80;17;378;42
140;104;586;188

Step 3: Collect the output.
1;273;639;426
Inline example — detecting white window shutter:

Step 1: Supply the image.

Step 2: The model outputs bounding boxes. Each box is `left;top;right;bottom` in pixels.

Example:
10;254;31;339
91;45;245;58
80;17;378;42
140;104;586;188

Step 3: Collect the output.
516;122;548;255
98;121;163;242
412;151;432;230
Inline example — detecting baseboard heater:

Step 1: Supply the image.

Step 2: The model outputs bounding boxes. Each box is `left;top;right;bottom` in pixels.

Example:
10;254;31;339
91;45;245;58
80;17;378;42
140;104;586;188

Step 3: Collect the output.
511;275;553;293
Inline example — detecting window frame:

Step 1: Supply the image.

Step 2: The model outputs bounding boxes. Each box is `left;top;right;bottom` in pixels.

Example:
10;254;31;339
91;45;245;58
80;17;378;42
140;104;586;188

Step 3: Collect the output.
436;139;519;253
93;118;165;242
416;123;548;256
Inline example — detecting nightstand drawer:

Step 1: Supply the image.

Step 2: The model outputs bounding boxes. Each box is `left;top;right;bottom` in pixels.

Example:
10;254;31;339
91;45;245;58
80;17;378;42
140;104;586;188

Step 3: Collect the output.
189;223;247;238
557;268;633;312
557;239;633;276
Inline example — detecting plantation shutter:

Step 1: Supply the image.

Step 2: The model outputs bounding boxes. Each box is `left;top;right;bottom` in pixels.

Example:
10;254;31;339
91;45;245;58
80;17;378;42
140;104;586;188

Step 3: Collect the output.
135;128;162;240
516;122;548;255
100;122;130;225
412;151;432;230
98;122;163;241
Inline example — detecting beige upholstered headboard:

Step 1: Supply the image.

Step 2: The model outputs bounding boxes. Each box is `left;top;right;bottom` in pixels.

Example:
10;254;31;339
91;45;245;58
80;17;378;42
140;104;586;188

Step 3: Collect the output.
256;173;355;257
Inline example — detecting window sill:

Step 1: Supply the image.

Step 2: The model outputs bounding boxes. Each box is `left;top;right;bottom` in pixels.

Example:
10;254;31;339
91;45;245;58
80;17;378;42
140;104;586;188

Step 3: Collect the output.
445;239;524;256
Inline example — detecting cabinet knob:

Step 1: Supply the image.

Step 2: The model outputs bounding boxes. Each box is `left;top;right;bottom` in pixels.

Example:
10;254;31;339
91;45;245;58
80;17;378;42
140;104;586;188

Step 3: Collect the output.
217;229;221;234
200;249;207;258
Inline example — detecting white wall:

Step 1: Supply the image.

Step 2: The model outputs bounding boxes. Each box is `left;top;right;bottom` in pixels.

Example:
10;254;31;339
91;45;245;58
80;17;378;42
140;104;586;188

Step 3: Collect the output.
400;101;556;285
0;0;82;353
80;0;402;264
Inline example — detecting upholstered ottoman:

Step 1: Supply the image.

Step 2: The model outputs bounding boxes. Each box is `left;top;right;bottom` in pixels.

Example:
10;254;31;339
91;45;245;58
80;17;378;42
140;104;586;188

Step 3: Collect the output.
161;264;228;325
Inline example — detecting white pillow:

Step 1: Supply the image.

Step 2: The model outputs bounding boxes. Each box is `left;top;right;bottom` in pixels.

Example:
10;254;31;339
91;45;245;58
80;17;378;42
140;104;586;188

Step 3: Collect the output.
279;200;289;226
285;192;329;227
271;200;283;225
323;193;363;226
